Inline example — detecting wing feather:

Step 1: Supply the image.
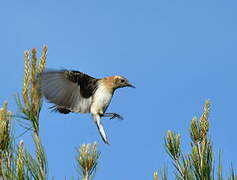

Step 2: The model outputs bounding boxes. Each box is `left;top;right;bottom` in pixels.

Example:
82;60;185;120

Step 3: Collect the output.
40;70;98;113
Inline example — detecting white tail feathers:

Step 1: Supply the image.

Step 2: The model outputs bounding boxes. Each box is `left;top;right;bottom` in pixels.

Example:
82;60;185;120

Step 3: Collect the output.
92;114;109;144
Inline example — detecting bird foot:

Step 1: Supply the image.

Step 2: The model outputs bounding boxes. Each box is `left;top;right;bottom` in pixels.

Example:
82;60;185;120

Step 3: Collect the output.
110;113;124;120
103;113;124;120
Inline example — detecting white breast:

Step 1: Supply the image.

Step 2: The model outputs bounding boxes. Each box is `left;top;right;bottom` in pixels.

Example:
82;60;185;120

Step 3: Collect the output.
90;85;113;115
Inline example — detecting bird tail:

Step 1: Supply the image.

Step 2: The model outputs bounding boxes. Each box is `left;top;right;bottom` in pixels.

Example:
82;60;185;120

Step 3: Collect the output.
92;114;109;145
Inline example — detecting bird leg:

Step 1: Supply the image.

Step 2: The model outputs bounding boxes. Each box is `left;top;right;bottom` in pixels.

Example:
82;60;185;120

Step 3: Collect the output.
102;113;124;120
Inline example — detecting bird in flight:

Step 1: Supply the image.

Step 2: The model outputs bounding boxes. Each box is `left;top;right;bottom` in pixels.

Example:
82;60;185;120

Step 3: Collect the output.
40;69;135;144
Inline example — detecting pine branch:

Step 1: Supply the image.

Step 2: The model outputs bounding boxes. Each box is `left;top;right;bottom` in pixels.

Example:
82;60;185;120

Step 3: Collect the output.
76;143;100;180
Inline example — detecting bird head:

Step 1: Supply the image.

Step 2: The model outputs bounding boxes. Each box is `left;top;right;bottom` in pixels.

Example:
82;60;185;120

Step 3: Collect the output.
102;75;135;92
112;76;135;89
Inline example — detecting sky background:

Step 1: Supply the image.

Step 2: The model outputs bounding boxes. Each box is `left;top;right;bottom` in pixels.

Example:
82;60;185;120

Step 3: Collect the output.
1;0;237;179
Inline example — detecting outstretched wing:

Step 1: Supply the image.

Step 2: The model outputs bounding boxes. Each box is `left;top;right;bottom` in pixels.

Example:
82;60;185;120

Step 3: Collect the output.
40;70;99;113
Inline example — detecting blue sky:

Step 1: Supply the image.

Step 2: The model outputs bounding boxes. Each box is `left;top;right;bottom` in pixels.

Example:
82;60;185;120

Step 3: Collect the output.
1;0;237;179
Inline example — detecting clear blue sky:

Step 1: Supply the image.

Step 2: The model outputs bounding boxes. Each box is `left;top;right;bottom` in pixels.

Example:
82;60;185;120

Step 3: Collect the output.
1;0;237;179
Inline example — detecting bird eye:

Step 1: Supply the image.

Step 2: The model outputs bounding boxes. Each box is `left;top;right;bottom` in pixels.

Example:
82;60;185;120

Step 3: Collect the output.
120;79;125;83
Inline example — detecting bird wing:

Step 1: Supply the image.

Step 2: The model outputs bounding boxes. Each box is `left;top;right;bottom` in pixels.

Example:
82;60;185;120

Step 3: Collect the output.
40;70;99;113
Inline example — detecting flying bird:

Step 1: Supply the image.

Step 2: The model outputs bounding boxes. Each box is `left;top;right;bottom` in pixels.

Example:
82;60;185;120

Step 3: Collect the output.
40;69;134;144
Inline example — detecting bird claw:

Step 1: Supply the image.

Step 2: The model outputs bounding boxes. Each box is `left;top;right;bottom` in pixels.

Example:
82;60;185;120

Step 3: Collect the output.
109;113;124;120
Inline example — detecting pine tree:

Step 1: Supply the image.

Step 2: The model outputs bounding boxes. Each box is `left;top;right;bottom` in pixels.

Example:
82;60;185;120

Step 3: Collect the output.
0;46;236;180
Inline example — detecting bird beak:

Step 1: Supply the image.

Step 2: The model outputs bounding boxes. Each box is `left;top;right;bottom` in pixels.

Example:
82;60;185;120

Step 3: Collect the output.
127;83;135;88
